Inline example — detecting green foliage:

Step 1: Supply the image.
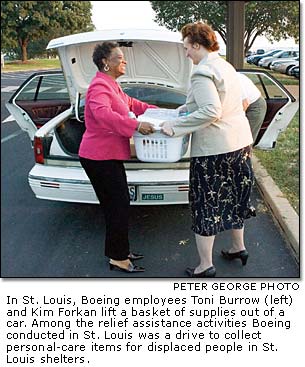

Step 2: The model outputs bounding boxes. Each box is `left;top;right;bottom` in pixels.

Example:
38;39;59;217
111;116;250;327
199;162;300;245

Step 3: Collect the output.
150;1;226;40
150;1;299;53
244;1;299;52
1;1;94;62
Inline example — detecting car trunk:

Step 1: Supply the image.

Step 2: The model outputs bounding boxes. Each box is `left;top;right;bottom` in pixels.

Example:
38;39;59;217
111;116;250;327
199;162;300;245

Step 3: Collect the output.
53;90;184;160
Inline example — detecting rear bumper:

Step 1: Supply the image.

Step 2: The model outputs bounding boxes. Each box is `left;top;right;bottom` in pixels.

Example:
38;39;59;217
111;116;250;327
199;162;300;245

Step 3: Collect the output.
28;164;190;205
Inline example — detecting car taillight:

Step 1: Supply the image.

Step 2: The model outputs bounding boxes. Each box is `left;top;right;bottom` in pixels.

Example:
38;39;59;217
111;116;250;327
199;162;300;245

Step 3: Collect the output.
34;137;44;164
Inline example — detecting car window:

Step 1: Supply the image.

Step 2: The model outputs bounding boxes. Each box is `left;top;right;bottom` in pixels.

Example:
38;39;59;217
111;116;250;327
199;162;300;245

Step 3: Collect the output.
273;51;284;57
121;85;186;108
241;73;287;99
15;74;69;102
76;86;186;120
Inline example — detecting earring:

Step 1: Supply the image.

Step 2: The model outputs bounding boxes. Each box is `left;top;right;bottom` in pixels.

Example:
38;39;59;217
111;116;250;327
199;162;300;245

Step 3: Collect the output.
104;64;109;72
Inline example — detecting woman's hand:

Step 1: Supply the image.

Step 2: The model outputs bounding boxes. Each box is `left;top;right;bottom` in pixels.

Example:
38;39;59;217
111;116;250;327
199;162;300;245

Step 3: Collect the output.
137;121;155;135
160;121;175;136
176;104;187;115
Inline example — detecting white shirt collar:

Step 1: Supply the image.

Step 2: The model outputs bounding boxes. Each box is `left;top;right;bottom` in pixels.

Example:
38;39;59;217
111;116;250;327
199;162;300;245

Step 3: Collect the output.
198;51;220;65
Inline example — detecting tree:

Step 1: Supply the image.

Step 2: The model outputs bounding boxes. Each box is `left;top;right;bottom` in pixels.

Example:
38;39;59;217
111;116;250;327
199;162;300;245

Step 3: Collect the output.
150;1;299;54
1;1;94;62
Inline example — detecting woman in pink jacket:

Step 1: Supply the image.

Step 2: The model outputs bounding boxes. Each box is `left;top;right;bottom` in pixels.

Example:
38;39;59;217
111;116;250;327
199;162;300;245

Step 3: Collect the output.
79;42;156;274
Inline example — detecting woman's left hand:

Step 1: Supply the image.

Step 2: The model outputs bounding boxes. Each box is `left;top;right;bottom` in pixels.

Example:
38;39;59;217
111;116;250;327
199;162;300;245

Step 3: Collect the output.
160;121;174;136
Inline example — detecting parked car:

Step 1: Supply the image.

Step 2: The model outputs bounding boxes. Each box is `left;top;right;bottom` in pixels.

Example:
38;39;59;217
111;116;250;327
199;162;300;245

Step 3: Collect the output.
290;65;299;79
270;57;299;74
6;29;299;205
287;63;300;76
256;49;265;55
258;50;299;69
246;49;283;65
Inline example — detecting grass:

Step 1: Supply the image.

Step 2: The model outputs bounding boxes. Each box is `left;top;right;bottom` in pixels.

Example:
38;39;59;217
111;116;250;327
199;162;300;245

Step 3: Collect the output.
254;110;300;214
1;58;60;72
244;62;299;85
1;58;299;214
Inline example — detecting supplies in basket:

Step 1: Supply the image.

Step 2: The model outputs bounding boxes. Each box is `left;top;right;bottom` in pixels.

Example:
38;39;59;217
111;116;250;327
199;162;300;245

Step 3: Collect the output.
133;108;190;163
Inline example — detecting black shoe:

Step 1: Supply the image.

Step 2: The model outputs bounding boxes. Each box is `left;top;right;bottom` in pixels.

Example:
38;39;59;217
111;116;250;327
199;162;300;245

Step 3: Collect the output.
185;266;216;278
109;262;145;273
221;249;249;266
128;252;144;261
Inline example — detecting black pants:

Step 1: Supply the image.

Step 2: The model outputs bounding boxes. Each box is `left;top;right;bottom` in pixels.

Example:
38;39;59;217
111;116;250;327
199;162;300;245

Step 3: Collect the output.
79;158;130;260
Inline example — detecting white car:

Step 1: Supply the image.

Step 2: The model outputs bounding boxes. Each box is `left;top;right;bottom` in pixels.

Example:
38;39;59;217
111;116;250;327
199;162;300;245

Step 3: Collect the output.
270;57;299;74
258;49;299;68
6;29;299;205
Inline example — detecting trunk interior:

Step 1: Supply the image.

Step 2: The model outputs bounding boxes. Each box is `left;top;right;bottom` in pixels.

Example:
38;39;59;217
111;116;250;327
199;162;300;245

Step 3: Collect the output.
54;118;141;158
55;118;86;157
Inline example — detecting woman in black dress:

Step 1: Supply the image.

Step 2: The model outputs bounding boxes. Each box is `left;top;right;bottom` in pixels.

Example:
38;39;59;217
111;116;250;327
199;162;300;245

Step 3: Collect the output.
161;22;255;277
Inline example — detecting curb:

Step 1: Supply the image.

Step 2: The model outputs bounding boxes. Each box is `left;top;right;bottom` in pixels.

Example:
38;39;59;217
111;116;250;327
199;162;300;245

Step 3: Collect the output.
252;154;299;262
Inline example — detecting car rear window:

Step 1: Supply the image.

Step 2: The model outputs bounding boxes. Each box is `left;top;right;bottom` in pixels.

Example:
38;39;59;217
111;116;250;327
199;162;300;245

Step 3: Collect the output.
121;85;186;109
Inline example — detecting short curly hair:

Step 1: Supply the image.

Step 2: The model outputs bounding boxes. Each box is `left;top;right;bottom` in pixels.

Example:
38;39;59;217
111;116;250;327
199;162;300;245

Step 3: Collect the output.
181;22;219;52
92;41;120;71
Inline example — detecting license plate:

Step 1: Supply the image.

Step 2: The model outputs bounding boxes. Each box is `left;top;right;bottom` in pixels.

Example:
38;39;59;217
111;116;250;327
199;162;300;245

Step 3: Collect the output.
128;186;137;201
142;193;164;201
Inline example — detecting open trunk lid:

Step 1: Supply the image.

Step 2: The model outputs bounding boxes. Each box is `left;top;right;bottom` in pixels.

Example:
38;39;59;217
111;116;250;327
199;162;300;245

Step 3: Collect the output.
47;29;192;105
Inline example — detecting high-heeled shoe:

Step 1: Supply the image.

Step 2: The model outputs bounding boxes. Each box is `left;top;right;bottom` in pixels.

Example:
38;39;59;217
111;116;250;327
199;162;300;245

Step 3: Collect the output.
185;266;216;278
221;249;249;266
109;262;145;273
128;252;144;261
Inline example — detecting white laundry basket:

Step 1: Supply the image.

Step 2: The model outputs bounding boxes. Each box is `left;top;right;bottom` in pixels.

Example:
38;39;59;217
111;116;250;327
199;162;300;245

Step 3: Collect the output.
133;132;189;163
133;108;189;162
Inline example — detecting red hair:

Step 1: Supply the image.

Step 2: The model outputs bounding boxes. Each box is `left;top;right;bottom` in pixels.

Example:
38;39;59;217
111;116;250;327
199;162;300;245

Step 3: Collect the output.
181;22;219;51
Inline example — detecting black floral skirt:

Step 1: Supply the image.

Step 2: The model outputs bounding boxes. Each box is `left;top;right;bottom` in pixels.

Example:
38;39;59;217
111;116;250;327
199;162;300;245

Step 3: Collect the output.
189;146;254;236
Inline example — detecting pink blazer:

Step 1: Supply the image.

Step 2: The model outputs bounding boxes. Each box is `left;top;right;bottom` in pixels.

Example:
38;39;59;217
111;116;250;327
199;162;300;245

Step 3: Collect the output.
79;72;156;160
